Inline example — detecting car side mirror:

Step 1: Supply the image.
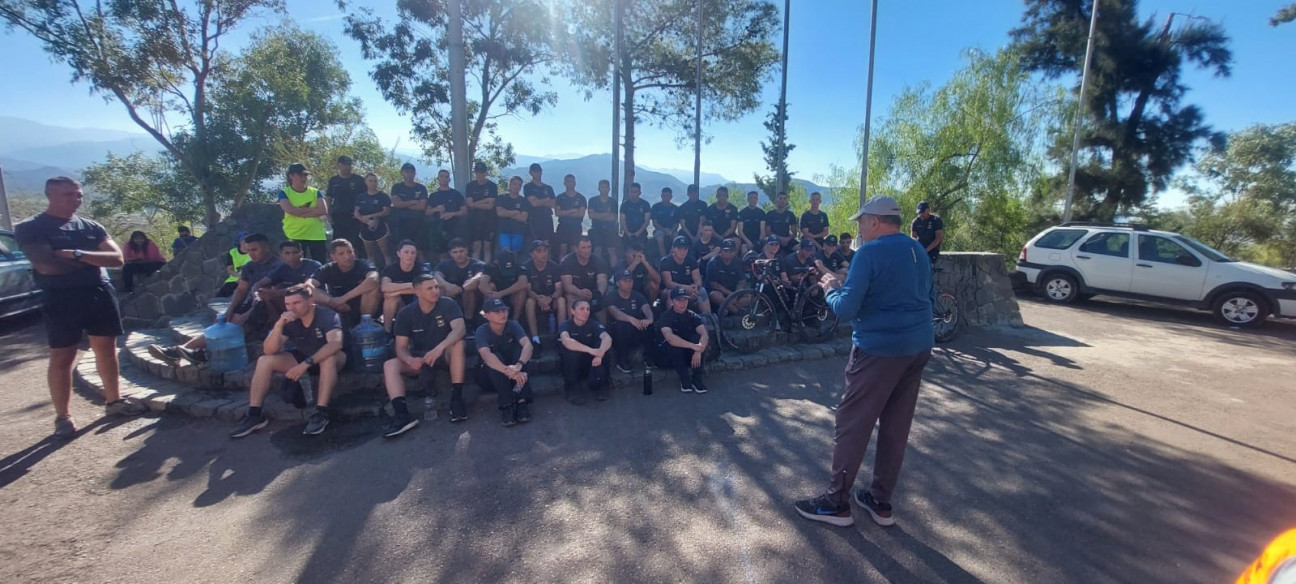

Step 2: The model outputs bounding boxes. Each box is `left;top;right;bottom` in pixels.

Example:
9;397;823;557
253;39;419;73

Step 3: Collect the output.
1175;255;1200;267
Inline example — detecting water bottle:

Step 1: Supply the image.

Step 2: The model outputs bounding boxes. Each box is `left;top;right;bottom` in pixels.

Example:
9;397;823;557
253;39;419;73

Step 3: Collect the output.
352;315;388;373
423;395;438;421
204;314;248;373
547;313;557;334
643;368;653;395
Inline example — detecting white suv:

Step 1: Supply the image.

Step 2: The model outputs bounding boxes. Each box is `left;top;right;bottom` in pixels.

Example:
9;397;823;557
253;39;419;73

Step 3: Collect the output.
1016;223;1296;328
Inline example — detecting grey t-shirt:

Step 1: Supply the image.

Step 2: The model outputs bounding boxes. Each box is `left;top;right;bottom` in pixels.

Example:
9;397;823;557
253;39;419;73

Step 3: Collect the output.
13;213;110;290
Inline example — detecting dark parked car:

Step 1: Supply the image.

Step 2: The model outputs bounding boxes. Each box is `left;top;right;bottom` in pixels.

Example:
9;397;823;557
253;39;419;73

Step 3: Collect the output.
0;229;42;319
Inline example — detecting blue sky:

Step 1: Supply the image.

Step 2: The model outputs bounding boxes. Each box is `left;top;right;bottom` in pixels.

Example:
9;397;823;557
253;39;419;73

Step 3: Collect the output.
1;0;1292;195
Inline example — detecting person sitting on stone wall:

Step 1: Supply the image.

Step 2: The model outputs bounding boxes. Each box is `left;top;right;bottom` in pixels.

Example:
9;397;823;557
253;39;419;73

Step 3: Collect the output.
256;240;323;316
605;270;654;374
522;240;565;347
381;274;469;435
434;238;487;326
475;297;535;427
478;248;529;318
560;236;610;324
215;231;251;298
380;239;427;333
121;230;167;294
309;239;380;329
228;283;347;438
148;233;281;367
659;287;710;394
658;235;711;315
614;240;661;309
557;298;613;404
814;234;851;280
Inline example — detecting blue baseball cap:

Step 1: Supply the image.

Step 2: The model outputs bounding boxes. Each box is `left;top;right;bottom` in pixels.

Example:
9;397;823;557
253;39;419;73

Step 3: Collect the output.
482;298;510;313
669;287;690;300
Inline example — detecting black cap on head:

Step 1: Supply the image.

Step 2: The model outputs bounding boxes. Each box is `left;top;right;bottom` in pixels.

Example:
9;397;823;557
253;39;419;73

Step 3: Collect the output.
287;163;310;175
764;235;781;246
672;235;690;248
917;201;930;212
798;238;815;250
336;155;353;165
824;234;838;246
720;239;737;250
615;270;634;281
669;287;689;300
473;161;488;173
530;239;548;251
482;298;509;313
529;163;542;172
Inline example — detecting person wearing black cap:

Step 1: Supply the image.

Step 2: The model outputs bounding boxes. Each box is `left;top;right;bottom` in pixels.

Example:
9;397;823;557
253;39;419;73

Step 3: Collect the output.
390;163;429;261
765;191;798;255
495;176;531;253
327;155;368;259
736;190;766;254
615;240;661;304
910;201;943;263
465;161;499;264
278;163;330;260
619;181;652;250
587;179;619;264
475;297;534;426
522;239;565;345
814;234;850;279
658;235;711;314
383;273;470;429
605;269;654;374
676;184;708;242
706;239;744;311
800;191;831;248
479;247;529;318
658;287;709;394
705;186;739;240
524;163;556;247
427;169;468;257
560;235;610;323
557;298;612;404
783;238;820;289
794;195;933;528
554;173;588;258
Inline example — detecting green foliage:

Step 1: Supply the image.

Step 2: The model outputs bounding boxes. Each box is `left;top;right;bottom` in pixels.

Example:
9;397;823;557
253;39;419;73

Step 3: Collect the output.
754;102;794;201
1174;122;1296;266
1012;0;1232;220
1273;4;1296;26
342;0;557;172
80;152;204;257
275;123;405;194
560;0;779;183
822;48;1057;262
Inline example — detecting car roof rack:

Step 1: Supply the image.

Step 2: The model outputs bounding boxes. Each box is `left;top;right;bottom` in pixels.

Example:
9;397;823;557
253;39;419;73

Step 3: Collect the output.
1059;221;1150;232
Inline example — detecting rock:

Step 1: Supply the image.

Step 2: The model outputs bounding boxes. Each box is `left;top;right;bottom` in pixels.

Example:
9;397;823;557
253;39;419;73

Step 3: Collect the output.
161;293;197;316
170;277;190;294
146;279;171;296
181;259;202;279
134;293;162;321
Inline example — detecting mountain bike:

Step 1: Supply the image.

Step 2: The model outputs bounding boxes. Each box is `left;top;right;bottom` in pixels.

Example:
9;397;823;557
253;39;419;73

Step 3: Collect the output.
932;267;960;342
717;259;839;353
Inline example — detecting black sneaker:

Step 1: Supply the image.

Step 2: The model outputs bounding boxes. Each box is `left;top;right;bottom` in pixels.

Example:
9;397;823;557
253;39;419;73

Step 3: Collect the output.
229;414;268;439
794;495;854;527
854;490;895;526
303;411;329;435
148;344;182;366
177;346;208;366
616;362;632;374
679;383;695;393
515;402;531;423
501;406;517;427
692;378;709;394
449;399;468;422
383;412;420;438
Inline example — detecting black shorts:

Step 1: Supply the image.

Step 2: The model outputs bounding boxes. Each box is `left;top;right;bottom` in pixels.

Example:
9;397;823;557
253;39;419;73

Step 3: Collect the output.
42;283;124;348
590;226;618;250
468;211;496;240
358;220;390;243
555;225;582;249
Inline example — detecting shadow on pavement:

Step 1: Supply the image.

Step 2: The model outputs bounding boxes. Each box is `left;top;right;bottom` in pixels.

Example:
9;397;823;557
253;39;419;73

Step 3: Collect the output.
0;313;49;370
1016;294;1296;347
96;328;1295;583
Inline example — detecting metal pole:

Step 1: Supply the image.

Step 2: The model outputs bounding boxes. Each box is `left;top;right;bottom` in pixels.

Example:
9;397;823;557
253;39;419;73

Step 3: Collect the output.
693;0;703;193
776;0;790;198
0;167;11;230
857;0;879;207
448;0;470;190
1063;0;1100;223
612;0;622;202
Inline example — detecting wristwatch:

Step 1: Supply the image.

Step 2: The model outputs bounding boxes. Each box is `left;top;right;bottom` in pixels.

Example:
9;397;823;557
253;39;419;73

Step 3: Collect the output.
72;250;84;260
304;356;315;366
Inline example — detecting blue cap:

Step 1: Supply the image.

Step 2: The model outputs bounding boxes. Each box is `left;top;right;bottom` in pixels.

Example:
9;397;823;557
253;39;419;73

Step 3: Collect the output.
798;238;815;250
764;235;781;246
669;287;690;300
917;201;930;212
672;235;690;248
615;270;634;281
482;298;510;312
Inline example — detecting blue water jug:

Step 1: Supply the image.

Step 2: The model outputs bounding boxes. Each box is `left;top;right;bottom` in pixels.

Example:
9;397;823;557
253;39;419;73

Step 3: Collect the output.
205;314;248;373
353;314;389;373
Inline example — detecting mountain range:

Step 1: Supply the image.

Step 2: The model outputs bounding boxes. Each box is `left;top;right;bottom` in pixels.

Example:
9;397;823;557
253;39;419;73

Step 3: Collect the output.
0;117;830;203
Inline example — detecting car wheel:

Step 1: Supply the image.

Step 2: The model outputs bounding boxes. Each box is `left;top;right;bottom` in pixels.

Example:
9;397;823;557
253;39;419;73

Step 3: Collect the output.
1212;291;1268;328
1038;272;1079;305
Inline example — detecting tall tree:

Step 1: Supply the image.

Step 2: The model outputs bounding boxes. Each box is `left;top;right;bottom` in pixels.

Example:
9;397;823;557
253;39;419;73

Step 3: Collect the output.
1012;0;1232;220
1273;4;1296;26
754;102;795;202
341;0;557;173
0;0;285;226
209;26;362;207
561;0;780;188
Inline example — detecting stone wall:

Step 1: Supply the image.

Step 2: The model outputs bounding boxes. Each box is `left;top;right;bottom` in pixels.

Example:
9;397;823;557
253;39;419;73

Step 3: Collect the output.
119;204;288;329
933;252;1024;328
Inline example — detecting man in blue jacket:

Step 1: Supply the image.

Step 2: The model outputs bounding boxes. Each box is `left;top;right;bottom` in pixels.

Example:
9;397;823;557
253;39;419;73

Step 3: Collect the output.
795;195;934;528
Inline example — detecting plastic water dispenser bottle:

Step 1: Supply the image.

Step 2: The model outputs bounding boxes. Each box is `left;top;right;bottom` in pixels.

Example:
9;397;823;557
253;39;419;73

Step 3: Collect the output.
204;314;248;373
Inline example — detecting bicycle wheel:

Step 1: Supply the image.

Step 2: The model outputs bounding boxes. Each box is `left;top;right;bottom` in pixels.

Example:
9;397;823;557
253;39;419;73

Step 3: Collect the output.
933;292;959;342
718;288;777;353
794;285;839;343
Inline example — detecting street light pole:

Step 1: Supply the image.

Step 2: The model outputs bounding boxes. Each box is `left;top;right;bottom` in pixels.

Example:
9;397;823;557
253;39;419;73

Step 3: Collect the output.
857;0;879;207
612;0;623;201
776;0;790;198
1063;0;1100;224
0;167;11;230
693;0;703;193
448;0;470;189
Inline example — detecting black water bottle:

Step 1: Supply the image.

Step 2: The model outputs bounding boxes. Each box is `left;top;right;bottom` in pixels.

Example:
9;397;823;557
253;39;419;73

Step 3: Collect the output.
643;368;652;395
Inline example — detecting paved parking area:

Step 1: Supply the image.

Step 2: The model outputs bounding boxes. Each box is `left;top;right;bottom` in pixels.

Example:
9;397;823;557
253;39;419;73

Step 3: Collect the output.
0;296;1292;583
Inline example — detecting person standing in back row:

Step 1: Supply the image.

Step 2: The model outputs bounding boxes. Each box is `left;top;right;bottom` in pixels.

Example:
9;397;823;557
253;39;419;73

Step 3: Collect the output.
16;177;149;438
390;163;430;261
524;163;556;248
910;201;944;264
765;191;798;255
327;155;368;258
554;174;587;259
795;195;933;529
465;161;499;264
801;191;830;248
278;163;330;261
676;184;708;243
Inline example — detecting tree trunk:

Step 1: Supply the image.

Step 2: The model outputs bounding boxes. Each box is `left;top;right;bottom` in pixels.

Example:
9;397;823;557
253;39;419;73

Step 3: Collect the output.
202;183;221;227
622;80;636;202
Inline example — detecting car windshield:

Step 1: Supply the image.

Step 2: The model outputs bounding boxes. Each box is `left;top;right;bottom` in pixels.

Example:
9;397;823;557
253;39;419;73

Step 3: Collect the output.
1173;235;1233;262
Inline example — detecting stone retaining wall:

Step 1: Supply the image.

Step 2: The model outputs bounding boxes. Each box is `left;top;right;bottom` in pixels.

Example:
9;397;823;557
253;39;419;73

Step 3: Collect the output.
933;252;1024;328
119;204;288;329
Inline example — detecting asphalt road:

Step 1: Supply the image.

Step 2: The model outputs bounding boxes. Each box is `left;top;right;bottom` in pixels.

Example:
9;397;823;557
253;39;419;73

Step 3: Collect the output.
0;296;1293;584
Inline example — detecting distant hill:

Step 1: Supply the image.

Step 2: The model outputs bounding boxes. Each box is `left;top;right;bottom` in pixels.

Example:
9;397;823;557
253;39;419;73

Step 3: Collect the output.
1;157;79;195
0;116;142;152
